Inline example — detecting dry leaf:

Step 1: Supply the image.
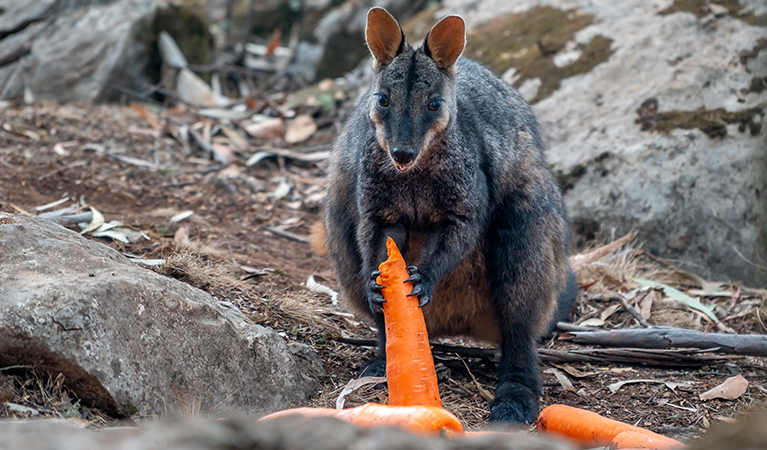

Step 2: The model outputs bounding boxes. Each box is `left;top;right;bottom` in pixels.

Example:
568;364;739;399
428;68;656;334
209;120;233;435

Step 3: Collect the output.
80;206;105;235
600;303;621;321
569;232;636;272
130;102;163;131
210;143;236;165
579;317;605;327
174;226;190;247
266;29;282;56
243;117;284;140
638;290;654;320
306;275;339;305
284;114;317;144
545;368;579;395
699;375;748;401
556;364;598;378
170;210;194;223
335;377;386;409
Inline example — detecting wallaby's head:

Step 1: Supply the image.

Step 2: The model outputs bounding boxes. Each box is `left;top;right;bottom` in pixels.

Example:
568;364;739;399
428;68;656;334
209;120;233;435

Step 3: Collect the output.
365;7;465;172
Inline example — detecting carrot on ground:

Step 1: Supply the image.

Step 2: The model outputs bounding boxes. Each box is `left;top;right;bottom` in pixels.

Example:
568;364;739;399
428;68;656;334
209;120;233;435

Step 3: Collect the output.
537;404;685;449
610;430;686;450
259;403;463;437
376;237;441;408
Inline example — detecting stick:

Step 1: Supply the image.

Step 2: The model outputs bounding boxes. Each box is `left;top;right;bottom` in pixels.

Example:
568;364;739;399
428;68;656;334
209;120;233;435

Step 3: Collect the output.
538;348;731;368
334;337;729;367
560;326;767;357
265;226;311;243
616;295;651;328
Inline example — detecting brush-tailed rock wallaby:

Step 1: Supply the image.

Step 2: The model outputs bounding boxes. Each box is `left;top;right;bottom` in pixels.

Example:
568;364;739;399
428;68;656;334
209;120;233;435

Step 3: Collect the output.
324;7;577;423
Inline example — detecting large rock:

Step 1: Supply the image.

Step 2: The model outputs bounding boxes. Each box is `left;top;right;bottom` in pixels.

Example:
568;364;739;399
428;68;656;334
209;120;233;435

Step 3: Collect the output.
0;414;574;450
0;214;322;417
0;0;212;103
436;0;767;285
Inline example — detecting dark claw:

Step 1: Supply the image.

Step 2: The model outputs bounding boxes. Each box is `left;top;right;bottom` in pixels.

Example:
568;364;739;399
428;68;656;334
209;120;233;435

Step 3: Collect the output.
406;266;418;274
407;284;422;297
404;272;421;284
368;274;386;314
418;295;431;308
371;270;381;279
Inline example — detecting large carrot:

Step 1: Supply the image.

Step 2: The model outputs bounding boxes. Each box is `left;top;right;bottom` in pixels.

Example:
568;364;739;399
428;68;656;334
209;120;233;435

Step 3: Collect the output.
259;403;463;436
537;404;684;448
376;237;441;407
610;430;685;450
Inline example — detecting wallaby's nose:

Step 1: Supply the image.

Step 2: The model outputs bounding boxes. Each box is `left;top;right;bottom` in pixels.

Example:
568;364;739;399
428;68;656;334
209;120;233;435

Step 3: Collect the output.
391;148;414;165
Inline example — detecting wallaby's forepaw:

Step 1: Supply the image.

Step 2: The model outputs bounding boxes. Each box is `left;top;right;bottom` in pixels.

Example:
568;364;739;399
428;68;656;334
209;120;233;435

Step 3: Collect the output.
405;265;432;307
368;270;386;314
488;382;538;424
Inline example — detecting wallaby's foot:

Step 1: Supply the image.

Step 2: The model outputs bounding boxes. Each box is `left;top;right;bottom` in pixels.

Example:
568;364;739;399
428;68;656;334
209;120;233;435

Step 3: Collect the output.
405;266;431;307
488;381;538;424
367;270;386;313
358;356;386;377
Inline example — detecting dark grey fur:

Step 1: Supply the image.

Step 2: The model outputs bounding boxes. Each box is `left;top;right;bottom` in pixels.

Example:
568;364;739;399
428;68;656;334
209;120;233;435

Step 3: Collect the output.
324;11;576;424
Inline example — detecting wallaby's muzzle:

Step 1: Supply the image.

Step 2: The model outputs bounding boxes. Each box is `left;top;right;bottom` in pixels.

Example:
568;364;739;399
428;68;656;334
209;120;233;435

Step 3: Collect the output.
391;148;414;165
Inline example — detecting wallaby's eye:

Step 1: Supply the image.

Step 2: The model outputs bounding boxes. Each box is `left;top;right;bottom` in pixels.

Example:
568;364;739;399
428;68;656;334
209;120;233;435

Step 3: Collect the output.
378;93;389;108
428;99;441;112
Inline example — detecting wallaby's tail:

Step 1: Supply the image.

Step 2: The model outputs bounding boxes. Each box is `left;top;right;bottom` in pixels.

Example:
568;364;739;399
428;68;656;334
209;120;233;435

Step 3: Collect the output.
546;271;578;335
310;220;329;255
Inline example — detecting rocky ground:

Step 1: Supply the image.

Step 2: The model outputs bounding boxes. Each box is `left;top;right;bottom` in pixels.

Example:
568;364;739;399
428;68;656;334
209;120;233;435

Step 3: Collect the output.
0;100;765;443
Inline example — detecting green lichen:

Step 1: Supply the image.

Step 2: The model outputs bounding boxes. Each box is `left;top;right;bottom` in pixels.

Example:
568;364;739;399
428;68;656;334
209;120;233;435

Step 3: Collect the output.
122;403;139;416
462;7;613;104
635;98;765;138
659;0;767;26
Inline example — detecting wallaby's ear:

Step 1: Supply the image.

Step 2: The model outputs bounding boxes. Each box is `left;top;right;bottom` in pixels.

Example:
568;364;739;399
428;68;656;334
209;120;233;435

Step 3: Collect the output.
424;15;465;70
365;7;405;67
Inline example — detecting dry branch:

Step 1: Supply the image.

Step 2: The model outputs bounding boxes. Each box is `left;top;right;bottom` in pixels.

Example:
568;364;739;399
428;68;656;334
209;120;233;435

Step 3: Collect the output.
334;336;731;367
560;326;767;357
538;348;731;367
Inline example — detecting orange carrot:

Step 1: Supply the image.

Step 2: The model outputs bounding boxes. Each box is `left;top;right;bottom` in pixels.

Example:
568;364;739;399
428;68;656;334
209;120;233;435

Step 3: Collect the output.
259;402;463;436
376;237;441;408
537;404;684;448
610;430;685;450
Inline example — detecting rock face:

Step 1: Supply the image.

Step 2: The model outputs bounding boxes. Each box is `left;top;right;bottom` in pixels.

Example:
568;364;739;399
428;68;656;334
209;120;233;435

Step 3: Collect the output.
0;0;212;103
0;414;574;450
436;0;767;285
0;214;322;418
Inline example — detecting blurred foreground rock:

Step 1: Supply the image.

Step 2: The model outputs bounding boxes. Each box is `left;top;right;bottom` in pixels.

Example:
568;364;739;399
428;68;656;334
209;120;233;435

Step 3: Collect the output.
1;409;765;450
0;214;322;417
427;0;767;285
0;414;574;450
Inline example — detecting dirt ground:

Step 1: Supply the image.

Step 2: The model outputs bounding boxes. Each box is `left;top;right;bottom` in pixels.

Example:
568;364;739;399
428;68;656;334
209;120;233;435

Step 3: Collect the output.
1;101;765;443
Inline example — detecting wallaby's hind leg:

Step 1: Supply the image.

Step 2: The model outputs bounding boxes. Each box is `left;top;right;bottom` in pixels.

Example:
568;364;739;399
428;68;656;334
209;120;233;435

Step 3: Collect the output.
486;206;566;423
489;327;540;423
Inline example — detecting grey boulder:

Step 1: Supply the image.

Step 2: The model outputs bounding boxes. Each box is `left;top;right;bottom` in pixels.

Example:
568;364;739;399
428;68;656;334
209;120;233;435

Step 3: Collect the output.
0;214;322;418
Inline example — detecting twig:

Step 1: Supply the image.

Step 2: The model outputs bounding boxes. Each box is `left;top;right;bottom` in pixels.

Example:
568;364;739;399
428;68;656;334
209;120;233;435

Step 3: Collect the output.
733;246;767;272
265;226;311;243
335;336;731;368
616;294;651;327
560;326;767;357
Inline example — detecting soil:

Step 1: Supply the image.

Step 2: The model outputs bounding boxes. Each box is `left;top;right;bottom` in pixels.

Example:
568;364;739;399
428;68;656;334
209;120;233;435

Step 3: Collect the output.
0;101;765;443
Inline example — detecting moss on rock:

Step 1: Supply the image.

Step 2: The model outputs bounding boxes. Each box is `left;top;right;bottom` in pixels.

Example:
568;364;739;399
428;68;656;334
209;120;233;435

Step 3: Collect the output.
462;7;613;104
636;98;765;138
659;0;767;26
